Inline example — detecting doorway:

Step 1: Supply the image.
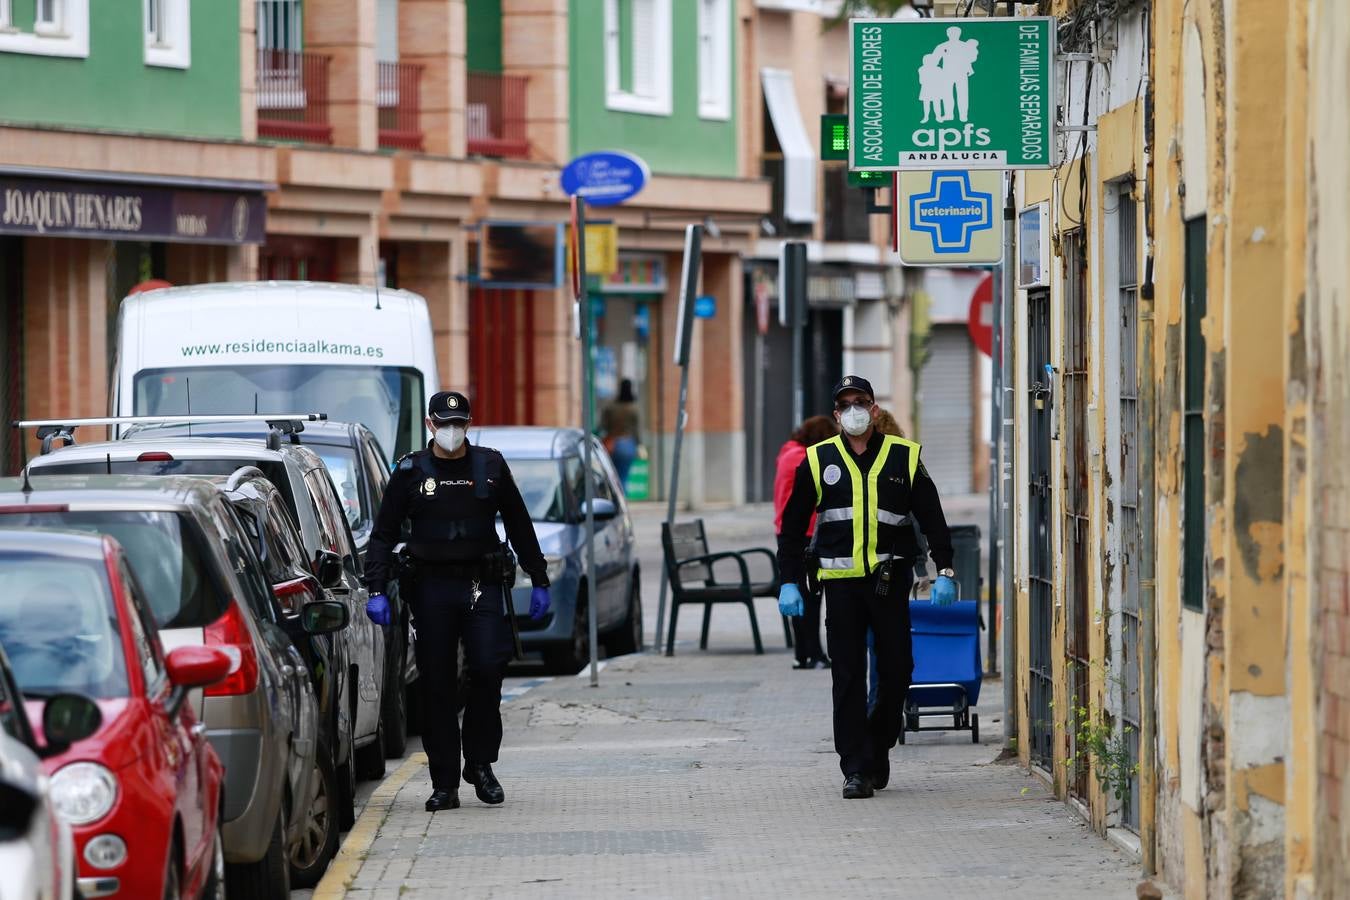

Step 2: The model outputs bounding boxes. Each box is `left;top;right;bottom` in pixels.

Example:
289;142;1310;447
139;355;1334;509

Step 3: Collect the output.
1062;230;1090;799
1027;286;1055;770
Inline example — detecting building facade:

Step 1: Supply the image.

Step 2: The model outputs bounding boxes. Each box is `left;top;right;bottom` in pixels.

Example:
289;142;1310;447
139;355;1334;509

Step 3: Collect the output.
1000;0;1350;896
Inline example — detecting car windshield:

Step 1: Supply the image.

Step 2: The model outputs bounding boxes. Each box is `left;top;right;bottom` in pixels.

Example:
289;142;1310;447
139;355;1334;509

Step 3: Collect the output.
33;457;297;516
132;364;424;463
313;445;366;531
504;459;567;523
0;550;129;699
0;511;227;630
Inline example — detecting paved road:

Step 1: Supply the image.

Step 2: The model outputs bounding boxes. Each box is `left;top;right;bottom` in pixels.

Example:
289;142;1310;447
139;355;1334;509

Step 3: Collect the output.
296;500;1143;899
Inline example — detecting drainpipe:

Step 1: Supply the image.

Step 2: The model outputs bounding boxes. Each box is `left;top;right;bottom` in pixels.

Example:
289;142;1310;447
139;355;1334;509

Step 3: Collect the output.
1138;49;1158;875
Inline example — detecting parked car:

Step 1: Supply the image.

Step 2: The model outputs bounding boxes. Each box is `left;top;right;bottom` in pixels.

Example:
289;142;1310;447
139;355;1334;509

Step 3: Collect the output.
131;419;415;755
23;432;390;786
0;476;323;900
466;427;642;672
0;528;235;900
217;468;351;876
0;638;85;900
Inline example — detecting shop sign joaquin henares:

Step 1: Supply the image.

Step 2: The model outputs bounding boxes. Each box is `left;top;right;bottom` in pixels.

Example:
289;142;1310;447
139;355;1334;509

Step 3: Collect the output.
849;17;1055;171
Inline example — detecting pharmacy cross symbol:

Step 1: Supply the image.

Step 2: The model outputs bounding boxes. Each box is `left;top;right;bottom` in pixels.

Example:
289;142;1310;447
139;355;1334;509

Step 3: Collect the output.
909;171;994;253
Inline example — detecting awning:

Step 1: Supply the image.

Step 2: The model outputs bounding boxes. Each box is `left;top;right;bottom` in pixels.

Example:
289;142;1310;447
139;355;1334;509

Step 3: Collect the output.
761;68;817;225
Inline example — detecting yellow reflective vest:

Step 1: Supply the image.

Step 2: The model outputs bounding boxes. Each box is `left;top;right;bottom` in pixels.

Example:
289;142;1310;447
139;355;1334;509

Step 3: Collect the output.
805;433;922;580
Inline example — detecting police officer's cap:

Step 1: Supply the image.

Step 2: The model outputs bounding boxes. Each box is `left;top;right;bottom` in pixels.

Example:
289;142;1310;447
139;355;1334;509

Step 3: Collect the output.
428;390;472;422
832;375;875;401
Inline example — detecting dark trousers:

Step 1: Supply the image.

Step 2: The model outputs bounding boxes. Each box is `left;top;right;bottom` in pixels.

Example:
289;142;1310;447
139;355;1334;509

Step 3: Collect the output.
823;570;914;777
790;577;825;664
408;575;514;790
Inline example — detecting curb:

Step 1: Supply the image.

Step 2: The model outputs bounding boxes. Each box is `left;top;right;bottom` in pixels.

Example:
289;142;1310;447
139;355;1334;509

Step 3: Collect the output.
311;751;427;900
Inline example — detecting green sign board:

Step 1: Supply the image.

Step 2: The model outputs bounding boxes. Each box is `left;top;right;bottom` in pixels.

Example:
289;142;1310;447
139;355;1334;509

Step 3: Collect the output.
850;17;1056;170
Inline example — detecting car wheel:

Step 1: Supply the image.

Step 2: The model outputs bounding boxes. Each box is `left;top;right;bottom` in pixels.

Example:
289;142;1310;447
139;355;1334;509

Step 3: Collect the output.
289;743;340;888
381;627;409;759
605;573;643;657
202;811;226;900
545;589;589;674
225;806;289;900
161;835;180;900
355;718;386;781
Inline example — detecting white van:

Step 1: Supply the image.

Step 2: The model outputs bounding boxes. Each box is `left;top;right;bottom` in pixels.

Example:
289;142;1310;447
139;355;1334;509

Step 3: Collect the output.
113;281;441;462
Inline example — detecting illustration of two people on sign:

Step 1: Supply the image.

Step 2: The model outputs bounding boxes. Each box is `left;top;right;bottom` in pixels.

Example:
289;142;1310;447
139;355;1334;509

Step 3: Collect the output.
918;26;980;123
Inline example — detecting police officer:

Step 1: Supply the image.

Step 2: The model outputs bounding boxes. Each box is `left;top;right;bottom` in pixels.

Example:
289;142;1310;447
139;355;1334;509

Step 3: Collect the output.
776;376;957;799
364;390;552;812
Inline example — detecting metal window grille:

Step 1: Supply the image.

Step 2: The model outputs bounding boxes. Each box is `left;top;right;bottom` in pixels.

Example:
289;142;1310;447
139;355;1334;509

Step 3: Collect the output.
1182;217;1207;611
1027;287;1055;770
466;72;530;159
1118;196;1142;830
257;0;302;51
377;61;424;151
1062;230;1090;799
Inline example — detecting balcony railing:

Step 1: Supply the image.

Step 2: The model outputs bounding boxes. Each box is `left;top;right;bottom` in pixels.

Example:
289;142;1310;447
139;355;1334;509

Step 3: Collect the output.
466;71;529;159
378;60;425;151
256;48;333;144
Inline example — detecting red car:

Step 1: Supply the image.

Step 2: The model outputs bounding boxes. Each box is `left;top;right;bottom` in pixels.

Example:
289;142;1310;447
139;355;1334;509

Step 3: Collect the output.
0;529;233;900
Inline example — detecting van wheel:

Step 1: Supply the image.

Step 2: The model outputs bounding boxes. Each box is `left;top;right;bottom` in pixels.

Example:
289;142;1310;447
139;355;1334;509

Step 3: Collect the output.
225;807;289;900
289;743;339;888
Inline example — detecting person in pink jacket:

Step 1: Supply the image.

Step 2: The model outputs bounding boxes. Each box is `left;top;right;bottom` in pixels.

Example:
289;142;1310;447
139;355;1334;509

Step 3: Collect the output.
773;415;839;669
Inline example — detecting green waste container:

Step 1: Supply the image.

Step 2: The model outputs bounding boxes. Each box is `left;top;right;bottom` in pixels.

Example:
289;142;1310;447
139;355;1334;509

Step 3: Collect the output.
626;456;650;500
949;524;982;601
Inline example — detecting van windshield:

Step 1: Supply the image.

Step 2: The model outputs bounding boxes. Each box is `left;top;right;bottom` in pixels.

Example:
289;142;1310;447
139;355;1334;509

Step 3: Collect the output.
133;365;423;463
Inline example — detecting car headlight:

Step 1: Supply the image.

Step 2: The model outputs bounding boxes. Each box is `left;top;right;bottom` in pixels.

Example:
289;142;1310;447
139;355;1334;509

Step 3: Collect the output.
517;555;566;586
50;762;118;826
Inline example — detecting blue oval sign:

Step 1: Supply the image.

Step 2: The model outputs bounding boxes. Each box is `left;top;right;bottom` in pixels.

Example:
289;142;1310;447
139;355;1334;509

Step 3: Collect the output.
560;151;650;207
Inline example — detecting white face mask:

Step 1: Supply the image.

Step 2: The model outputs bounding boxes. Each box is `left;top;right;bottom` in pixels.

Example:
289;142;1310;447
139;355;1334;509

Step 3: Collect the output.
432;424;466;453
840;405;872;436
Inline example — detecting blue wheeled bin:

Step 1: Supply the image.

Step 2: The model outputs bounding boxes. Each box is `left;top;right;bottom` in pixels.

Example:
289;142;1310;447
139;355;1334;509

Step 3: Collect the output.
899;598;982;743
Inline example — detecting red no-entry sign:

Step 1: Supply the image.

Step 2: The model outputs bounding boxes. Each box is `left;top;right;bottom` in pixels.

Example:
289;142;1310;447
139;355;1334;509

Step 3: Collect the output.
967;271;994;357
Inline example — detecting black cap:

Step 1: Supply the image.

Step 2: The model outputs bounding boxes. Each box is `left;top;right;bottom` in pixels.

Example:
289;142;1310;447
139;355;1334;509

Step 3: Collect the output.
832;375;875;401
428;390;471;422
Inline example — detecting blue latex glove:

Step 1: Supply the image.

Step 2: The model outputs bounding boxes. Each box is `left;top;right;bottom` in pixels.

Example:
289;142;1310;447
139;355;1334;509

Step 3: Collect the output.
529;587;552;621
778;583;804;618
930;575;958;607
365;592;391;626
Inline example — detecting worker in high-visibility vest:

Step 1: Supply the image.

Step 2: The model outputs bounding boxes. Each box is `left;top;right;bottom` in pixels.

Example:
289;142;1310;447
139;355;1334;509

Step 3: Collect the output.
776;375;957;799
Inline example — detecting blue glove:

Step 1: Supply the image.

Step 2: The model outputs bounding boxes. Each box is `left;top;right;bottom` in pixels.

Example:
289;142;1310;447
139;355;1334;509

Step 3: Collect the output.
365;592;391;626
931;575;958;607
778;583;804;617
529;587;551;621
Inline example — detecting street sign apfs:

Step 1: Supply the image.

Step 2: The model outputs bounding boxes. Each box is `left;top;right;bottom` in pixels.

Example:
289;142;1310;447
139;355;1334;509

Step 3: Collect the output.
849;17;1055;171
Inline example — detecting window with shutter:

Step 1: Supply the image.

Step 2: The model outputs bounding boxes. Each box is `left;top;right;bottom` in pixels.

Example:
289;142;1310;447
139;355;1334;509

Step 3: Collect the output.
697;0;731;120
604;0;673;116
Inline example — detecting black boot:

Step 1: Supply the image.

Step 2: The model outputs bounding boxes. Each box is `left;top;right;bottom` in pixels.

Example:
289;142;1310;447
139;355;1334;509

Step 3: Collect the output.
463;762;505;805
425;789;459;812
842;773;875;799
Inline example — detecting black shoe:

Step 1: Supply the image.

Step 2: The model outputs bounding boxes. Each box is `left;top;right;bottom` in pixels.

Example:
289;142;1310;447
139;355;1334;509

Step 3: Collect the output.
814;656;832;669
872;753;890;791
842;774;875;799
463;763;505;805
425;789;459;812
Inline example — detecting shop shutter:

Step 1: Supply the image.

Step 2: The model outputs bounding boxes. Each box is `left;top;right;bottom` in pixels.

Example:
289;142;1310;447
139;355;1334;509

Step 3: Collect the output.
917;325;974;495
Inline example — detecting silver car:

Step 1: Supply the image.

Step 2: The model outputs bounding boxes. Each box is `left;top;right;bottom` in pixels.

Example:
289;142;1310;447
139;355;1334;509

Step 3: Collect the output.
0;475;319;900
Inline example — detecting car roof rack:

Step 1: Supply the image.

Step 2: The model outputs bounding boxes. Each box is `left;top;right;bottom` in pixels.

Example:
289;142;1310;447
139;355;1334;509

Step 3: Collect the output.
12;414;328;456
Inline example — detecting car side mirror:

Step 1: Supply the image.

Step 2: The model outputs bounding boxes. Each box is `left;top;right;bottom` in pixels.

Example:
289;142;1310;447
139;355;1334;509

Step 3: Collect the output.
315;549;344;588
302;600;350;635
39;694;103;757
581;498;619;523
166;646;234;690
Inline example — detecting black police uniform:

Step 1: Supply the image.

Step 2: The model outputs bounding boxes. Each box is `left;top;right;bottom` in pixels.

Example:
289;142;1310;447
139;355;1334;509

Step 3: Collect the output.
365;392;549;798
777;377;953;790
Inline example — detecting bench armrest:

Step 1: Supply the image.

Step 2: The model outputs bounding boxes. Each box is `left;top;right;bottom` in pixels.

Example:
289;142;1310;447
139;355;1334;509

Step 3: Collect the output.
674;551;751;590
728;547;780;587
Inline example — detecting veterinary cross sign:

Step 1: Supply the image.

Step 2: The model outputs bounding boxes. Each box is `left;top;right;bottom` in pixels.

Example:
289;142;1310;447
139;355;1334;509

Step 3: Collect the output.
910;171;993;253
896;169;1005;266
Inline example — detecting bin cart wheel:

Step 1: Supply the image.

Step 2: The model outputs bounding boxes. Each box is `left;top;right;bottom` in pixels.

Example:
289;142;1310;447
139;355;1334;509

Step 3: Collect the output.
971;713;980;744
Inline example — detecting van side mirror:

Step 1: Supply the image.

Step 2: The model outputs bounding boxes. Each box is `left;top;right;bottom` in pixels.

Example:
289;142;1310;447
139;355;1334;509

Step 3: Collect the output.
315;549;344;588
39;694;103;757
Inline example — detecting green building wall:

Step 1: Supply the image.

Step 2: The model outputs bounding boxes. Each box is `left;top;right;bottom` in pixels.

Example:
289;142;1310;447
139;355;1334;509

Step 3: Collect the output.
568;0;738;178
0;0;242;140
